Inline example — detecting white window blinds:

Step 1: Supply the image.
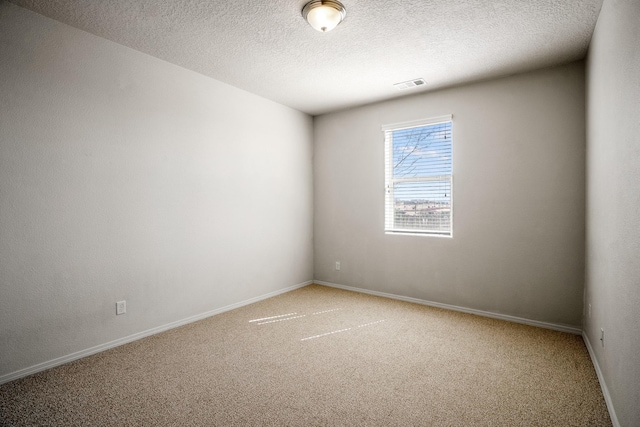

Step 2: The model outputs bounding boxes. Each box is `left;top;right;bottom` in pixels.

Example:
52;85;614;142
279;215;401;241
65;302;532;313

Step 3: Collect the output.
383;115;453;236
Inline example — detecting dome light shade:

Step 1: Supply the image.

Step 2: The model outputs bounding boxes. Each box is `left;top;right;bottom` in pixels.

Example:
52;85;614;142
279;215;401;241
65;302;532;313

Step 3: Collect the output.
302;1;346;32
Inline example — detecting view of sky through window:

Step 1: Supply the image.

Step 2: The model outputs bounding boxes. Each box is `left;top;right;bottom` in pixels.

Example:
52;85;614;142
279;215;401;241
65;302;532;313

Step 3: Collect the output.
392;122;452;203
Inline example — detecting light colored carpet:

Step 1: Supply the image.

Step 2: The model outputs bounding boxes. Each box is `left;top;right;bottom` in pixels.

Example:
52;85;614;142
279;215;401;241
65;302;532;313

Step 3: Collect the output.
0;284;611;426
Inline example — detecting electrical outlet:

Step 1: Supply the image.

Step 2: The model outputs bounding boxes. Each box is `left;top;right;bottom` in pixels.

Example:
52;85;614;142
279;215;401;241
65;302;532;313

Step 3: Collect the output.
588;304;592;319
116;300;126;315
335;261;341;271
600;328;604;347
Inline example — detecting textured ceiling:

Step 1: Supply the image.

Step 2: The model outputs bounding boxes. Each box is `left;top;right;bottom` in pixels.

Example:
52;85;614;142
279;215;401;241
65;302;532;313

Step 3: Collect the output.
8;0;603;115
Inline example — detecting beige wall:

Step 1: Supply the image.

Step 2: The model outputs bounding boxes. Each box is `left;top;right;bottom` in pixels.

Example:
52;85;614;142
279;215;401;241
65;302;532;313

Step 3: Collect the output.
314;62;586;328
7;7;636;422
585;0;640;425
0;3;313;379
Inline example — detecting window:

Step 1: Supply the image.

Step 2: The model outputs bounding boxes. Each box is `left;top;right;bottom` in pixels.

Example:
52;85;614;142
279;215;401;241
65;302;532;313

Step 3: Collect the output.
383;115;453;236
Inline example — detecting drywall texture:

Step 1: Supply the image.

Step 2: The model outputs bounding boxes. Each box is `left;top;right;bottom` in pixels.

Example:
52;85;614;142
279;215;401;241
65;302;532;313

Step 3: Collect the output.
314;62;586;328
7;0;602;115
0;2;313;378
585;0;640;425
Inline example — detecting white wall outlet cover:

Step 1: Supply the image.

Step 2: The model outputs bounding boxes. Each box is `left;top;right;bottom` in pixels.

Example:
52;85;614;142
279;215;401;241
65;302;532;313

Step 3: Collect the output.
116;300;126;315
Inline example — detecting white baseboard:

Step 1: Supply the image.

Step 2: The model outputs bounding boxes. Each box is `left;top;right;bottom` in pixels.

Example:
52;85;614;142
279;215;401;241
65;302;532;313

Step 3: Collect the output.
1;279;620;427
313;280;582;335
582;332;620;427
317;281;621;424
0;280;313;385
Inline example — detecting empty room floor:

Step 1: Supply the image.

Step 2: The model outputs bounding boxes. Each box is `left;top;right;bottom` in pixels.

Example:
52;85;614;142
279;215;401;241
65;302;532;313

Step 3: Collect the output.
0;284;611;426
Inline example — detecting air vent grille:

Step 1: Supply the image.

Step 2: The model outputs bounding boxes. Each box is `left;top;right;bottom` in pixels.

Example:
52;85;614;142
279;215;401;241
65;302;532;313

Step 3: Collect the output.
394;78;426;90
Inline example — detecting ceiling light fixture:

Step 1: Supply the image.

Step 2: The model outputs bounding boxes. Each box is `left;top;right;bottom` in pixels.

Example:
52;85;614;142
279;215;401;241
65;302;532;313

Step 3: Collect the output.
302;0;346;33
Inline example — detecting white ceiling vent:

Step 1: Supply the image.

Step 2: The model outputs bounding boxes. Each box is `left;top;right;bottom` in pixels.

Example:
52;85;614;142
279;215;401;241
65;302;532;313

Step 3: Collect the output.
393;78;426;90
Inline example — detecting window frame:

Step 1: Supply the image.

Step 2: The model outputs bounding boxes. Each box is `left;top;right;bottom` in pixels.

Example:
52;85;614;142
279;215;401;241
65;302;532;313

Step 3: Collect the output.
382;115;453;237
